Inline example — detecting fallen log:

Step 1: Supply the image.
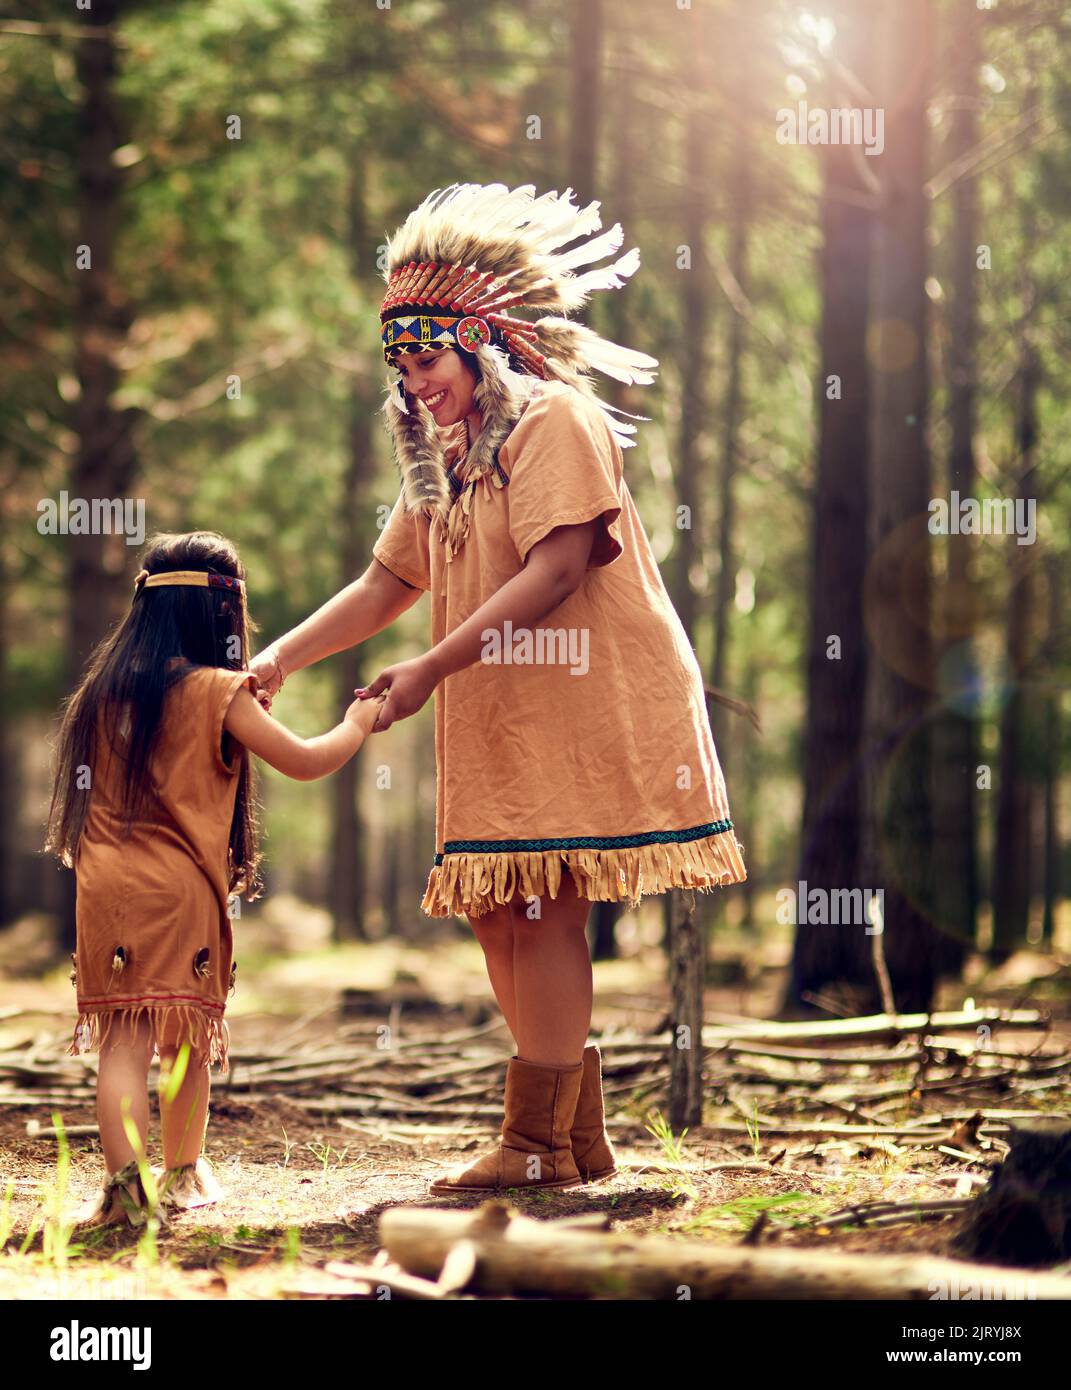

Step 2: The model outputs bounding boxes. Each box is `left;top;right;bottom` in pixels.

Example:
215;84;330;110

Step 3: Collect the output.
379;1201;1071;1300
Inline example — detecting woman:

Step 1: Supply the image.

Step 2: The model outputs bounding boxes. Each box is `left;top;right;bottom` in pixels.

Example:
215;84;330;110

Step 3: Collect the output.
251;183;747;1194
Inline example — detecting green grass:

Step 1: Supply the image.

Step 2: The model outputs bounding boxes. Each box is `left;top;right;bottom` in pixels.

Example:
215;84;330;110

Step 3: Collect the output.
119;1099;164;1267
675;1191;829;1235
282;1226;302;1267
0;1180;15;1250
644;1110;698;1200
305;1140;351;1171
39;1113;76;1269
744;1099;761;1159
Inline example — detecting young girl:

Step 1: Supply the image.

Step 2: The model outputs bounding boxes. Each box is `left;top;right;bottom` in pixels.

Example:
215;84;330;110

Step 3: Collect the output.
46;530;384;1227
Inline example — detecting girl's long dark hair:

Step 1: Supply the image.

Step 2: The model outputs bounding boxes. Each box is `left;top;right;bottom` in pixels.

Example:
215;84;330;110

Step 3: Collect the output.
45;531;263;899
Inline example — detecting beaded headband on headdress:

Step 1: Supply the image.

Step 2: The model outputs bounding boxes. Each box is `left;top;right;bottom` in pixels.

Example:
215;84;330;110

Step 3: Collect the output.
378;184;659;554
132;568;245;599
380;276;544;377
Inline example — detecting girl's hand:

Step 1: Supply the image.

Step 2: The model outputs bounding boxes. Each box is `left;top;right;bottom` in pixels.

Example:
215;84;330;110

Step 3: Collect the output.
345;690;386;735
358;655;439;732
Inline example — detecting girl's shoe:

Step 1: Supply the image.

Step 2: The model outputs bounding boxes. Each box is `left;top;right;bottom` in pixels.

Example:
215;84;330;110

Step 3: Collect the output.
155;1156;225;1210
571;1044;617;1183
72;1160;153;1230
429;1056;584;1195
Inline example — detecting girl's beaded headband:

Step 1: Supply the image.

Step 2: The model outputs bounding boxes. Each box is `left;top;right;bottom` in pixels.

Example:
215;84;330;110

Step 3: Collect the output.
132;568;245;599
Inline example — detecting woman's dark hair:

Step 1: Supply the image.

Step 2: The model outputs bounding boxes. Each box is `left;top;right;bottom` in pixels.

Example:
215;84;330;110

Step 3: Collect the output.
45;531;262;899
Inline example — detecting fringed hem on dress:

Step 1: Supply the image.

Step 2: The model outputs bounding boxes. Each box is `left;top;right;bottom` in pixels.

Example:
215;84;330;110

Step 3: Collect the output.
67;1002;230;1074
420;829;748;920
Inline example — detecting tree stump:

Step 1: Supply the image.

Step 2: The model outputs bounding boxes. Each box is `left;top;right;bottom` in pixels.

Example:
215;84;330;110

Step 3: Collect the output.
952;1118;1071;1267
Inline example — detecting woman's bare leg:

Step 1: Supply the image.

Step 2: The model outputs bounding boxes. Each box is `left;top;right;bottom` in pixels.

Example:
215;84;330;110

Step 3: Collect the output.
467;900;519;1039
158;1043;211;1168
96;1014;155;1173
431;871;595;1193
511;869;593;1067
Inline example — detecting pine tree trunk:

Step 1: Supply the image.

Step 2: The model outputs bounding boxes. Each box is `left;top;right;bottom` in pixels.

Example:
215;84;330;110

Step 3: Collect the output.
992;63;1043;961
0;545;12;927
785;0;873;1014
992;344;1041;957
1041;554;1060;946
667;889;704;1129
929;0;980;977
858;0;938;1014
568;0;618;961
64;0;136;953
384;824;401;939
662;1;717;1065
330;155;377;941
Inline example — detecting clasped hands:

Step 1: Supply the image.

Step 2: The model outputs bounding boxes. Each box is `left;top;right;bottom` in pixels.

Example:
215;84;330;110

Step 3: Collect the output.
355;654;439;732
247;647;438;732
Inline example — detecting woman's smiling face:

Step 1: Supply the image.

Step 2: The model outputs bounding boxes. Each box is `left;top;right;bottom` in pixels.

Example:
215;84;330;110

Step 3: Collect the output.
393;348;477;427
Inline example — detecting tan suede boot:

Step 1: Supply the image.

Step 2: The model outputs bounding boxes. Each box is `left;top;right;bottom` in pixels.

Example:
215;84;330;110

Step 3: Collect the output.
429;1055;584;1195
571;1044;617;1182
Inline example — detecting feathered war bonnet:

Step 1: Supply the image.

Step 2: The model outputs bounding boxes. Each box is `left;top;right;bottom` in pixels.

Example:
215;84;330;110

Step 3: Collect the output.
378;183;658;559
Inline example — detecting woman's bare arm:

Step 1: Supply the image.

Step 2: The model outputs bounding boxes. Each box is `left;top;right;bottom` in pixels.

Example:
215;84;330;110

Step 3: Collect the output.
266;559;423;679
424;522;596;683
361;521;597;730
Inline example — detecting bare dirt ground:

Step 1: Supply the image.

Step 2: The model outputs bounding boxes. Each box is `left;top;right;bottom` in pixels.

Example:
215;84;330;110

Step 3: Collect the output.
2;900;1069;1300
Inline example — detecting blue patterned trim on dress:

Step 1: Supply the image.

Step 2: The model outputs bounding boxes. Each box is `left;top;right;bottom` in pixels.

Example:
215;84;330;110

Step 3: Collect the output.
433;819;734;865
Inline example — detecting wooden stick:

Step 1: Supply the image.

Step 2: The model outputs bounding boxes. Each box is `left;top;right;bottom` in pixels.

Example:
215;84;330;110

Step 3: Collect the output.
702;1009;1045;1046
323;1260;450;1300
808;1198;970;1230
25;1120;98;1139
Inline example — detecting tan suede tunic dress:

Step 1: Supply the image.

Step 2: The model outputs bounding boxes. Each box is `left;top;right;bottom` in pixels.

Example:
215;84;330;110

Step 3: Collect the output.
372;380;747;919
68;663;257;1073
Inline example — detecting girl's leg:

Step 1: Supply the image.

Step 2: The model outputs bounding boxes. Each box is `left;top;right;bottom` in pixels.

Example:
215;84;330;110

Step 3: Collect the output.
96;1013;155;1173
158;1042;211;1169
510;870;594;1067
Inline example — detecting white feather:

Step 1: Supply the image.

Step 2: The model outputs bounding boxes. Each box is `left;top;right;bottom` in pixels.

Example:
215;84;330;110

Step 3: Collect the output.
551;224;624;273
567;246;642;295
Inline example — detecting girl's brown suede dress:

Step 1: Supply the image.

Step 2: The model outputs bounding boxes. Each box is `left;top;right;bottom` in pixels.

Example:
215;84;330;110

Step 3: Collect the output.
68;663;257;1073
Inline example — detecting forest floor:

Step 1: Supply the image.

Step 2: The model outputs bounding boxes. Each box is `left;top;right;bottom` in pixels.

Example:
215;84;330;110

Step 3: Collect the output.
1;895;1070;1300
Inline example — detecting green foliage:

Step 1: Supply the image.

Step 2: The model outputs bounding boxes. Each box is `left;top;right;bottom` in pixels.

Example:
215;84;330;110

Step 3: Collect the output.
5;0;1071;913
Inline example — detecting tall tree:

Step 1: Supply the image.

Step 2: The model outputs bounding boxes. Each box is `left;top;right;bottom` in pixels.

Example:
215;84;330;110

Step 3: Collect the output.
785;0;874;1013
329;151;376;941
1040;552;1061;944
703;6;756;949
51;0;139;950
992;328;1043;955
929;0;981;976
667;0;715;1128
567;0;621;962
858;0;938;1012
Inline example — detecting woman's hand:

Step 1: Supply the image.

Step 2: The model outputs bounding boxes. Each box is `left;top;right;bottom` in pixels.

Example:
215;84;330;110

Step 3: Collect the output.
358;654;439;731
249;646;285;710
